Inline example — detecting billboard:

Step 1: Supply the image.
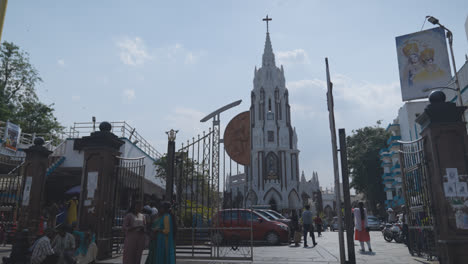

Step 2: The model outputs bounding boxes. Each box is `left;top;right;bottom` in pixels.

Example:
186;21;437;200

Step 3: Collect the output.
396;27;451;101
4;121;21;151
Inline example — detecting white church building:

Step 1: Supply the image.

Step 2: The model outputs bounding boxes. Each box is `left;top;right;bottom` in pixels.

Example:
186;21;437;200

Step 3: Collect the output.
240;27;303;211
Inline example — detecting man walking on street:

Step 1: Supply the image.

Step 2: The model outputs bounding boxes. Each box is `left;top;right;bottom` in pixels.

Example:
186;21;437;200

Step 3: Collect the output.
302;205;317;248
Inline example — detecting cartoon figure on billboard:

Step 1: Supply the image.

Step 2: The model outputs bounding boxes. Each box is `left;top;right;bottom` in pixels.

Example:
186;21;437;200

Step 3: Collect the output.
396;27;452;101
4;122;21;152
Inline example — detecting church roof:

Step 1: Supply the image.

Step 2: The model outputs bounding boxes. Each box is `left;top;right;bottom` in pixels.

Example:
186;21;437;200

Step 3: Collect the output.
262;33;276;68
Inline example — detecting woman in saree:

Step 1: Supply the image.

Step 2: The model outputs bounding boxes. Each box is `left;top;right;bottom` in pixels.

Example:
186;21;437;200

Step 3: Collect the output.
148;201;176;264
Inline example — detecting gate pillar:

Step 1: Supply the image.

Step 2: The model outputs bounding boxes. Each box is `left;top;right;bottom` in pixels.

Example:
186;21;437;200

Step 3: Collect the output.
18;138;52;235
416;91;468;264
74;121;124;260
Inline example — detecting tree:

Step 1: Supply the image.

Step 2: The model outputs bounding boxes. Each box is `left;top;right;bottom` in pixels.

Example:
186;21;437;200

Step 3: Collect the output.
346;123;390;214
0;42;62;135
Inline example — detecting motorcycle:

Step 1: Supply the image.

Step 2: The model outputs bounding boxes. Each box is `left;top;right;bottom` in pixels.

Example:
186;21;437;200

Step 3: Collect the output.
382;222;404;243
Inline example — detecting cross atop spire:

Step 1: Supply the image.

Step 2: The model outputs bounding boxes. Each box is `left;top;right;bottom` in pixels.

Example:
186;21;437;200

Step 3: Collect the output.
262;15;272;33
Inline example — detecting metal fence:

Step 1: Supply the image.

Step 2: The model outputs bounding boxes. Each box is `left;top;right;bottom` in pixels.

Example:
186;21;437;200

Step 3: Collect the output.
111;157;145;255
175;129;253;261
399;138;437;260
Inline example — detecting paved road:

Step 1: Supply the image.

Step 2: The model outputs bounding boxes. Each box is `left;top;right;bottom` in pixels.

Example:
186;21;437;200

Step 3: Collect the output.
97;231;439;264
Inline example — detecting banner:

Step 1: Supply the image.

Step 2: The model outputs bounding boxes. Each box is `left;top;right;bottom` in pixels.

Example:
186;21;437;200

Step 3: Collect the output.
395;27;451;101
4;121;20;151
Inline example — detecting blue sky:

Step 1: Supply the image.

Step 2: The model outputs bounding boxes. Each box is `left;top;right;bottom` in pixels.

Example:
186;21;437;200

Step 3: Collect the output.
4;1;468;189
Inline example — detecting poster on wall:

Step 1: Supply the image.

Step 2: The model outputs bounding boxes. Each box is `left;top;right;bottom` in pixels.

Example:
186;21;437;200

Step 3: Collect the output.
395;27;451;101
4;121;21;151
22;176;32;206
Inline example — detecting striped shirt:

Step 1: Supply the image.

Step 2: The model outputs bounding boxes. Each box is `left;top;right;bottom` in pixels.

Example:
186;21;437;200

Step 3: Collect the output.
31;236;54;264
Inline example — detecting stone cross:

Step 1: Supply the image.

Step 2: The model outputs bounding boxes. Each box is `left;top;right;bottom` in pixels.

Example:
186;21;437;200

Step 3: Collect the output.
263;15;272;33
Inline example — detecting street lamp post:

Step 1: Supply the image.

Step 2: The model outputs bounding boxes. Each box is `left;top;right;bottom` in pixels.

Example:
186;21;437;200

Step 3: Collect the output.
165;129;178;202
426;16;464;109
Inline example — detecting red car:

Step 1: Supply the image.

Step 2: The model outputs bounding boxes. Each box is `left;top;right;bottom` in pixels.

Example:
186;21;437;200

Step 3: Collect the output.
212;209;289;245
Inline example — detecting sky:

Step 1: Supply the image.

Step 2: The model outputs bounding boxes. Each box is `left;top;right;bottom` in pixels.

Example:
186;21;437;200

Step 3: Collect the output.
4;1;468;190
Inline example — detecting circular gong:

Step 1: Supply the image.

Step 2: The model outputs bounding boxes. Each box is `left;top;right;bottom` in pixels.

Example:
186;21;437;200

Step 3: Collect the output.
224;111;250;165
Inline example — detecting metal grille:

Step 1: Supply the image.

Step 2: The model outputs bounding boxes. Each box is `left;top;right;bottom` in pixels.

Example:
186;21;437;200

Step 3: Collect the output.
111;157;145;255
399;138;437;260
0;174;23;244
175;129;253;261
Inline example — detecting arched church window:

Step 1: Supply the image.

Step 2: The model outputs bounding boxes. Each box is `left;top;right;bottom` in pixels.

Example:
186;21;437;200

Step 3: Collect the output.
265;152;279;180
268;98;272;111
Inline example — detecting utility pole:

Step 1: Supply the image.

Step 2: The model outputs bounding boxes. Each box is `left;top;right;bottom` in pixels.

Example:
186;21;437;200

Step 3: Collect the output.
339;128;355;264
326;58;345;264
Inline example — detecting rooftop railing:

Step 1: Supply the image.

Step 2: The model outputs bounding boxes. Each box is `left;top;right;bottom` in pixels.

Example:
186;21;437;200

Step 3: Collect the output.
68;121;162;160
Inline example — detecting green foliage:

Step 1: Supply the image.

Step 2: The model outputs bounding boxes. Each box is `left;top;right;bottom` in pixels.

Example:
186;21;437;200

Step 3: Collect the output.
0;41;62;134
346;123;390;213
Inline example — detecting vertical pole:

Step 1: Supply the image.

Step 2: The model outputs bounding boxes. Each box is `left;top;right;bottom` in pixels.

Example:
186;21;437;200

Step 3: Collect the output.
447;31;465;115
166;139;176;202
339;128;355;264
326;58;345;264
0;0;7;42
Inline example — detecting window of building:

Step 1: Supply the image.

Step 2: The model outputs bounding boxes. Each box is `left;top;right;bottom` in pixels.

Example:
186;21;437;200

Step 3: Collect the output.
268;131;274;142
268;98;272;111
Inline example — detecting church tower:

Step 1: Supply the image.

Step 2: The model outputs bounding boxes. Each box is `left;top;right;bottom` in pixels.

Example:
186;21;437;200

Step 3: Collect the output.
245;17;301;211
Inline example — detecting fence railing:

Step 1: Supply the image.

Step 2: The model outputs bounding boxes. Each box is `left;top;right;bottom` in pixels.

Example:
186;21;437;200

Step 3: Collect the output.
399;138;437;260
68;121;162;160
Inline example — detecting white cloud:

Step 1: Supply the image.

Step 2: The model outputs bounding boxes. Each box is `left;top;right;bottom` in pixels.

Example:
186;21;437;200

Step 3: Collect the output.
185;52;197;64
57;59;65;67
71;95;80;102
288;79;326;93
116;37;151;66
164;107;205;140
277;49;309;65
122;89;136;103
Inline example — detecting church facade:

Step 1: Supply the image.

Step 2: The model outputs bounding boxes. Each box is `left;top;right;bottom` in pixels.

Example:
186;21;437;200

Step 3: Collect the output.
243;30;302;211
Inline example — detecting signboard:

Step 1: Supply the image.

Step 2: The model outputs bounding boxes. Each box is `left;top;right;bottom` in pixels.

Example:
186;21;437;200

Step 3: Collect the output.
224;111;250;165
22;176;32;206
395;27;451;101
4;121;21;151
87;171;98;199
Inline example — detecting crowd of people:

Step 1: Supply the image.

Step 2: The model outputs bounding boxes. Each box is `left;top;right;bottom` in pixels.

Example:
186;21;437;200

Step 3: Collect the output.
3;224;97;264
288;202;373;253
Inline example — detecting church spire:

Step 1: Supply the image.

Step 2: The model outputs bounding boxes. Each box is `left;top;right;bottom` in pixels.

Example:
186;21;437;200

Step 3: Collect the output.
262;15;276;67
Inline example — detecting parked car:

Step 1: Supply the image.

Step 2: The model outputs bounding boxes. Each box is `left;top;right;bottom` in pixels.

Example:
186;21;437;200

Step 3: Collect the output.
212;209;289;245
255;210;291;227
367;216;381;231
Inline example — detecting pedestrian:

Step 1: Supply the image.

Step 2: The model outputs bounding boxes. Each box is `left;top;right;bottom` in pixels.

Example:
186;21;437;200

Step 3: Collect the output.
314;215;323;237
66;197;79;226
301;205;317;248
387;208;396;223
154;201;176;264
290;210;301;247
74;230;98;264
122;200;146;264
52;225;75;264
2;229;30;264
401;205;411;254
354;202;372;252
145;207;161;264
30;228;58;264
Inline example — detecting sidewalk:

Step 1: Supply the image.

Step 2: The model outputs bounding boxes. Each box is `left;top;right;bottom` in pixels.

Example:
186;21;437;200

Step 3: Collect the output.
97;232;439;264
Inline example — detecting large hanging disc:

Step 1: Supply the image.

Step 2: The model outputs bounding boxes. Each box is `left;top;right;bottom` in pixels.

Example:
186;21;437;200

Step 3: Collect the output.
223;111;250;165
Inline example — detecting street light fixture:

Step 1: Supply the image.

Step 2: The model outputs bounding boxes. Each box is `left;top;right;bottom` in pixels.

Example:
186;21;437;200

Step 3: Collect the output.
426;16;463;108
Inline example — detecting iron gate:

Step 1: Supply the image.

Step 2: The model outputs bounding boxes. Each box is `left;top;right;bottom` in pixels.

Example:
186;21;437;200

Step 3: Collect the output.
111;157;145;254
175;129;253;261
399;138;437;260
0;173;23;242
